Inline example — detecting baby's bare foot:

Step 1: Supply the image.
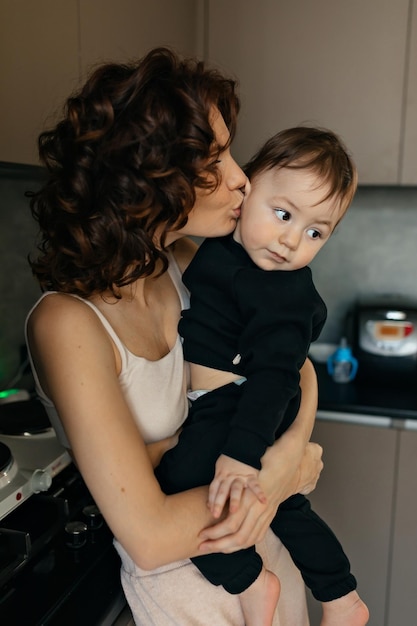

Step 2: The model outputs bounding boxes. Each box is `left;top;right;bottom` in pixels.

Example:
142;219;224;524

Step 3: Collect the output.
239;567;281;626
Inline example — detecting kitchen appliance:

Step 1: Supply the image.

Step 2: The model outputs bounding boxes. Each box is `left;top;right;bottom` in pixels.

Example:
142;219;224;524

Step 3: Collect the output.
0;398;128;625
347;298;417;387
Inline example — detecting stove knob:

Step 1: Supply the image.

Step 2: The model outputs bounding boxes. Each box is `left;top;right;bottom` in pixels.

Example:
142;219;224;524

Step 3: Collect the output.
83;504;103;530
65;521;88;549
30;469;52;493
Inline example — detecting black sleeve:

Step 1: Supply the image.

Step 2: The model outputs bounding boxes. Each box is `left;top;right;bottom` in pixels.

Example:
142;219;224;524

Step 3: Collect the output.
221;267;326;468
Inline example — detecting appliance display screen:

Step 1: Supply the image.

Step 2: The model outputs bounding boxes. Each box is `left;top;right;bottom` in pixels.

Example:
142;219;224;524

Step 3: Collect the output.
372;321;413;341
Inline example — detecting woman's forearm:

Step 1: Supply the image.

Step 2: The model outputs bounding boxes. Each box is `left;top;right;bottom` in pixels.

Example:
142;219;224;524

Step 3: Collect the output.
291;357;318;444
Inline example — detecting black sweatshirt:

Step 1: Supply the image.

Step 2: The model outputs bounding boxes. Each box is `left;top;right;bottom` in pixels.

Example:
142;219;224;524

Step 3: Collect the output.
179;234;327;468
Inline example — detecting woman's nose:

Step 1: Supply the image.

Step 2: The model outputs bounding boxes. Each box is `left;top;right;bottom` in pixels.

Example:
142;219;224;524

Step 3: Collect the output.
229;159;249;192
241;176;251;197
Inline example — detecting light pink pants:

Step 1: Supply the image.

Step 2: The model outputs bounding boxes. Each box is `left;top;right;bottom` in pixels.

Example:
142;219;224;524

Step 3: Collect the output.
115;528;310;625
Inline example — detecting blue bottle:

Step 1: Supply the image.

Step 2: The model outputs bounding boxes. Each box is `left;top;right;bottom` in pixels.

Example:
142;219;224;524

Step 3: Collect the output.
327;338;358;383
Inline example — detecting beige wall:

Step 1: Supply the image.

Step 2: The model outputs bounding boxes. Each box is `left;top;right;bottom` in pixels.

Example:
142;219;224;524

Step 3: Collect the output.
204;0;415;185
0;0;199;164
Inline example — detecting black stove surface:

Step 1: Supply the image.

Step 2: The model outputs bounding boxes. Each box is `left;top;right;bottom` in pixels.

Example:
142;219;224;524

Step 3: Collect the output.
0;441;12;472
0;463;124;625
314;362;417;420
0;398;51;435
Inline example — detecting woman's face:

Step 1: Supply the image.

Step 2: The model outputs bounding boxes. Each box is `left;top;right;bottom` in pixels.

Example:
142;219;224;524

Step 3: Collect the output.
169;108;249;242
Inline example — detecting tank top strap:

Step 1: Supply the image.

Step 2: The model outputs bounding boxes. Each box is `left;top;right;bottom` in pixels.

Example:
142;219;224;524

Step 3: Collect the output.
25;290;130;380
68;294;130;370
27;248;187;371
167;248;190;311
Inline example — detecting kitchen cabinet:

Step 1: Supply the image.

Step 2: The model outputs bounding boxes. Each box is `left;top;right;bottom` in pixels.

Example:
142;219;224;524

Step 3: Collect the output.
306;418;397;626
0;1;79;166
307;417;417;626
0;0;197;165
206;0;416;185
402;3;417;184
386;430;417;625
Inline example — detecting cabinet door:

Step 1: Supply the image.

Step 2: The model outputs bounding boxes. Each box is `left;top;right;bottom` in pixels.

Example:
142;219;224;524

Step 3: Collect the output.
401;0;417;184
306;420;397;626
0;0;198;166
206;0;409;184
79;0;198;76
0;1;79;165
386;430;417;625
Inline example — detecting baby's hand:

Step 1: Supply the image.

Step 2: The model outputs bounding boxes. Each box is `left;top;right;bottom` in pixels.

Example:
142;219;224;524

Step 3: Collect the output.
208;454;267;519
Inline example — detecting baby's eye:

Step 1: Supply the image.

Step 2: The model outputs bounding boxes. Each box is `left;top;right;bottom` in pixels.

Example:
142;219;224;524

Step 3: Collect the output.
274;208;291;221
307;228;321;239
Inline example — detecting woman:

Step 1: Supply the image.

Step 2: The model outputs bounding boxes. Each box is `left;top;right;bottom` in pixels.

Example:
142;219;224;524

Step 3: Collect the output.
25;47;323;625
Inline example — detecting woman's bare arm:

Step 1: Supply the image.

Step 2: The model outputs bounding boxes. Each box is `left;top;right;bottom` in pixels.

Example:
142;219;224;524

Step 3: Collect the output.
146;434;180;468
27;294;217;570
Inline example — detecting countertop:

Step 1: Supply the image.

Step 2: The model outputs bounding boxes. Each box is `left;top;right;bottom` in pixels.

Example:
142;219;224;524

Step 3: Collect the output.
313;362;417;422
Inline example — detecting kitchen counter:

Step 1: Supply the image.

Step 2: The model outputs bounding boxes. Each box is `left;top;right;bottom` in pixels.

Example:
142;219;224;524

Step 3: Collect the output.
313;362;417;422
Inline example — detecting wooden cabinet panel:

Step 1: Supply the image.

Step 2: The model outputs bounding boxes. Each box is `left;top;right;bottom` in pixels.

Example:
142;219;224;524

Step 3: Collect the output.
79;0;197;77
386;430;417;625
306;420;398;626
0;0;197;165
0;1;79;165
206;0;413;184
401;2;417;184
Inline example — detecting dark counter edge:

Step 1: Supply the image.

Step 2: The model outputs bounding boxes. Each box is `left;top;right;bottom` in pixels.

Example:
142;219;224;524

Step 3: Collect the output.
313;362;417;421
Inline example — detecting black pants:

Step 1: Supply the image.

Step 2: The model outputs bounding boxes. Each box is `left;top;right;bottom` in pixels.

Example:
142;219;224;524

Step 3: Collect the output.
155;383;356;601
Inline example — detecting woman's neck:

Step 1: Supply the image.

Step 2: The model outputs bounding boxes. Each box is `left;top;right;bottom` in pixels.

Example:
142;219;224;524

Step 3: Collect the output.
90;267;180;361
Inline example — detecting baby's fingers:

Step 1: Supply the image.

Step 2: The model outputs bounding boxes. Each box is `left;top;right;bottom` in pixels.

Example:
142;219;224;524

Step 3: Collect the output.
246;477;267;504
208;478;231;518
228;480;246;513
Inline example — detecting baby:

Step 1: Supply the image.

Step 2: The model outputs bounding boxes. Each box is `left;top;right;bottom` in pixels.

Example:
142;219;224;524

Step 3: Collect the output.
156;126;369;626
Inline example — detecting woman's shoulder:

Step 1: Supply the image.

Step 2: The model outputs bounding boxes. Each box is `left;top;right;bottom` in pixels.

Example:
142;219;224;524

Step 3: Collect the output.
27;292;106;342
29;292;90;319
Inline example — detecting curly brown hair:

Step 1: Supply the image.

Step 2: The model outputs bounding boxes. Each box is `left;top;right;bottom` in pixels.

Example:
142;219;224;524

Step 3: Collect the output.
28;47;240;297
244;126;357;218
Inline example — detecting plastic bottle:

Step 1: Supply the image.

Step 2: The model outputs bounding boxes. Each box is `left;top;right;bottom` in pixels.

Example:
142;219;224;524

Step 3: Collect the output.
327;338;358;383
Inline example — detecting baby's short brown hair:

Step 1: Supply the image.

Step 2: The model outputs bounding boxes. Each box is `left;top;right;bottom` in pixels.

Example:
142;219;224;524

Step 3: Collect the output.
244;126;357;218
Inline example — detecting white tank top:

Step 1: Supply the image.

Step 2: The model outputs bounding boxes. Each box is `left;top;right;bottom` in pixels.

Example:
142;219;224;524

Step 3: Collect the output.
25;251;190;449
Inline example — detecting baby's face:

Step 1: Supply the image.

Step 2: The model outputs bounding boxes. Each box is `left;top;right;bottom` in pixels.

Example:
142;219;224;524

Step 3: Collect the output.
233;167;344;271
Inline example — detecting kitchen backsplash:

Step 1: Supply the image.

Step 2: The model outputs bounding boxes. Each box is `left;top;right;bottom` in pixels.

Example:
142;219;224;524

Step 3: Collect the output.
1;161;416;388
0;163;45;389
310;185;417;342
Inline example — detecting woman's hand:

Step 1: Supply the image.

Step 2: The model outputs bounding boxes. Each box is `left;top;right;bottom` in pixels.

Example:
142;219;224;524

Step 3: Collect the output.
197;441;323;553
208;454;266;519
198;487;269;553
295;441;323;495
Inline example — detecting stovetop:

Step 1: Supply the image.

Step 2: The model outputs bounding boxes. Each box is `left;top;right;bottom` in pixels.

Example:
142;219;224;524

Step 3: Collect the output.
0;398;71;520
0;395;125;625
